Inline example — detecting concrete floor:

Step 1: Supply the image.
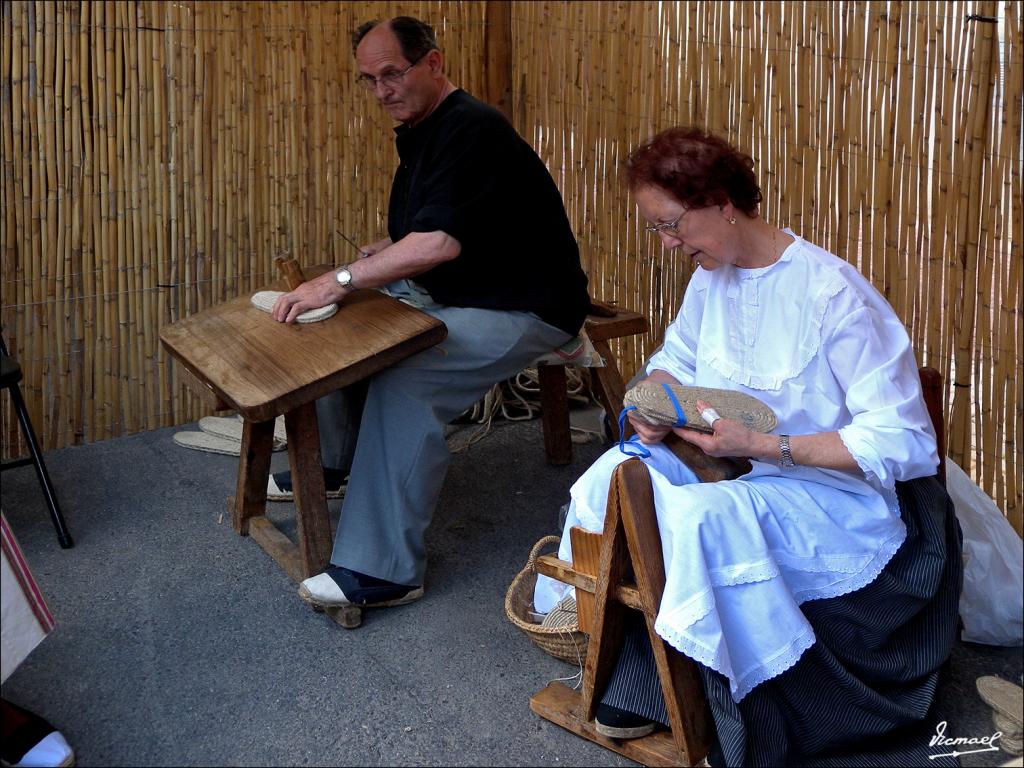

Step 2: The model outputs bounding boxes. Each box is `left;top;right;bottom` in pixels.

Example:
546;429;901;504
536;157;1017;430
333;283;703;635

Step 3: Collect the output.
1;416;1021;767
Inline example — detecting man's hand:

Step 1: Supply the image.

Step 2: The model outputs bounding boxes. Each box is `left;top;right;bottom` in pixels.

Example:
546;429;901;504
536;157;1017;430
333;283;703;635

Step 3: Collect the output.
358;237;393;258
271;270;350;324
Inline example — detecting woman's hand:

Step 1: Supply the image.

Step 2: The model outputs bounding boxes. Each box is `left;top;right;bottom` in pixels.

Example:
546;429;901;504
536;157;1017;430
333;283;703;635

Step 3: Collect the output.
627;410;673;444
677;398;862;472
271;271;349;324
626;369;683;444
675;398;774;459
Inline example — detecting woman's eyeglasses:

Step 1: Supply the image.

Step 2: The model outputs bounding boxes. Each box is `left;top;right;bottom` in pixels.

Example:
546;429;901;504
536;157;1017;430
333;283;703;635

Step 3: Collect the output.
644;210;688;235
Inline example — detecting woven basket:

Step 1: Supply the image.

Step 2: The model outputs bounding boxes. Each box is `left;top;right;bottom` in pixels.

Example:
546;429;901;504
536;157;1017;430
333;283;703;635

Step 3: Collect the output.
505;535;589;664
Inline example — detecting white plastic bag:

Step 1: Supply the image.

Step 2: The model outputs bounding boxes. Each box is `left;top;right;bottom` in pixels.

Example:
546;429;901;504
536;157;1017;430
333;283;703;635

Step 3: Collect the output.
946;460;1024;646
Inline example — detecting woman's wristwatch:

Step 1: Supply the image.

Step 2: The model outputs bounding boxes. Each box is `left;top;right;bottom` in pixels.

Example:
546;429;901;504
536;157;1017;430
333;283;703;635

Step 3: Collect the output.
779;434;795;468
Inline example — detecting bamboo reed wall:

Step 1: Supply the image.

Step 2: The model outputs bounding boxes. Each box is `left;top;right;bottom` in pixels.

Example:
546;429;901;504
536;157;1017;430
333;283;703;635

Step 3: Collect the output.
2;1;1021;533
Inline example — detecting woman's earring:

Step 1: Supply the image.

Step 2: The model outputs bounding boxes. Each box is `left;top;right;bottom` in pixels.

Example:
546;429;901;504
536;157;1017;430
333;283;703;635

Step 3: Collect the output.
729;216;736;225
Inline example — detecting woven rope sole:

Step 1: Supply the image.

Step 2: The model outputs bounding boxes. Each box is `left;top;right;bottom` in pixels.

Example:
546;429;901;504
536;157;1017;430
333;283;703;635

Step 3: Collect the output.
976;676;1024;742
199;415;286;451
235;413;288;443
540;594;581;630
624;380;778;433
172;431;243;456
250;291;338;324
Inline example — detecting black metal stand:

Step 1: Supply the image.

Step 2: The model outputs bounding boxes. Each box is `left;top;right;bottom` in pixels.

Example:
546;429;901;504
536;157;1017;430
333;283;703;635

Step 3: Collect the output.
1;337;73;548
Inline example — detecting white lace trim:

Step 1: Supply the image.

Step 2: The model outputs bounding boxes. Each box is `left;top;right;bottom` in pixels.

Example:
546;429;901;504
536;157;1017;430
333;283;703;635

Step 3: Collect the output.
572;497;605;533
836;428;904;518
707;558;779;586
789;523;907;603
652;523;907;702
655;610;725;670
773;549;879;575
732;625;817;701
700;257;849;392
838;426;871;479
654;603;819;701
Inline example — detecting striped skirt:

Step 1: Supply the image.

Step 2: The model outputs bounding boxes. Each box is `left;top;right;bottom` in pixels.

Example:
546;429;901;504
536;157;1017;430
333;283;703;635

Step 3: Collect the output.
601;475;964;767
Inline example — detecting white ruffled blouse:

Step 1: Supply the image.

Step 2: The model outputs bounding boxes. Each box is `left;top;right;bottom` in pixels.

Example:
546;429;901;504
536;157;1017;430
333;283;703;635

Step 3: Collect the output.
535;232;939;701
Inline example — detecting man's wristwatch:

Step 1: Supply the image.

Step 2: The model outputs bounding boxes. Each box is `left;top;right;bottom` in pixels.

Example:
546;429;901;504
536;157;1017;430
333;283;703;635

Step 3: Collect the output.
778;434;795;468
335;266;355;289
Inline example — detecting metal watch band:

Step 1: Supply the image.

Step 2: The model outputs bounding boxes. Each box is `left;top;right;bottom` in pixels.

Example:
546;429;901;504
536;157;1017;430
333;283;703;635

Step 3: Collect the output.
779;434;795;468
335;266;355;289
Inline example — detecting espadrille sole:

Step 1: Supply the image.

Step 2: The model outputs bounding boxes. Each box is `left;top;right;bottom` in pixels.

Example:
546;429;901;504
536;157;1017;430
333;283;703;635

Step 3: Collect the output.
172;431;243;456
198;415;286;451
624;380;778;434
266;481;345;502
977;676;1024;726
298;584;424;610
250;291;338;324
594;720;657;740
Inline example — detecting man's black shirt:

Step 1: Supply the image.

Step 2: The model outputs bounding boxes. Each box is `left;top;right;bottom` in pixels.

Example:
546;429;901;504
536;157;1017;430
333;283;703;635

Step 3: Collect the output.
387;90;589;336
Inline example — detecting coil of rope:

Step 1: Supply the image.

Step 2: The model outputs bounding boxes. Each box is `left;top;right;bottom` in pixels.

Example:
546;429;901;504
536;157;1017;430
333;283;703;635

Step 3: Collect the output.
446;365;599;453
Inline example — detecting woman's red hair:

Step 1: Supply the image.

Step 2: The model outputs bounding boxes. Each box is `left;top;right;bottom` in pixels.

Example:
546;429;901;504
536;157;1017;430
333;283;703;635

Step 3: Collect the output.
625;127;762;216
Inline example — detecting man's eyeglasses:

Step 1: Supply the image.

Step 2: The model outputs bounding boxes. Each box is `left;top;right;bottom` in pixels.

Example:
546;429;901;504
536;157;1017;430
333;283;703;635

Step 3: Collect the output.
356;52;428;90
644;210;688;235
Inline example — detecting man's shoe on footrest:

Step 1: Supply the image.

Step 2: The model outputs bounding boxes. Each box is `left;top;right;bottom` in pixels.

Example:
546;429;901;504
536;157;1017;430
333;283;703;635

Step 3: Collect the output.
593;703;657;740
298;566;423;609
267;468;347;502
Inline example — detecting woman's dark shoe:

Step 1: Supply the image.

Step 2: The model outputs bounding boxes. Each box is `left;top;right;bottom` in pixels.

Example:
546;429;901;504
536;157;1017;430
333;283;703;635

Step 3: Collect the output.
593;702;657;739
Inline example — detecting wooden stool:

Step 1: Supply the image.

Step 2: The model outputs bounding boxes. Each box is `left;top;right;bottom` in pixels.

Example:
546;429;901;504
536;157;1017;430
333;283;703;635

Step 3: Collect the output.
527;367;946;765
538;304;648;465
530;436;744;766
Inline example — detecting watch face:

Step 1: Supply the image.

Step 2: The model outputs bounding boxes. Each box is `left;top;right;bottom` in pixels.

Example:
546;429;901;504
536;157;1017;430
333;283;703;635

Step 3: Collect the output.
335;268;352;287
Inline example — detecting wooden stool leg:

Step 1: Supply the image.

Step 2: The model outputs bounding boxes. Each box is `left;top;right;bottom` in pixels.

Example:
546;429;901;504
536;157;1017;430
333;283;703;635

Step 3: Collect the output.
590;339;628;442
232;418;275;535
284;402;334;579
531;458;712;767
618;460;712;764
569;526;601;633
538;363;572;465
579;489;633;720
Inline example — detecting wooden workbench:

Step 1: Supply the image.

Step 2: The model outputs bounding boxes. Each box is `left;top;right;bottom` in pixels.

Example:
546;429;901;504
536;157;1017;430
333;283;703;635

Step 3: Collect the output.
160;271;447;582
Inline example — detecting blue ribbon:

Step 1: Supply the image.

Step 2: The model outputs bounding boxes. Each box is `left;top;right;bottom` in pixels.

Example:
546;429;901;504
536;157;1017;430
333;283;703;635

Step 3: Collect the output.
660;382;687;427
617;406;651;458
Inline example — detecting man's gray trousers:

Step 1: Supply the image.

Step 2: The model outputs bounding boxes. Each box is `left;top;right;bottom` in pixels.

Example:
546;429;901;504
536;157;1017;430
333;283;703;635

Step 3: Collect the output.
316;286;571;586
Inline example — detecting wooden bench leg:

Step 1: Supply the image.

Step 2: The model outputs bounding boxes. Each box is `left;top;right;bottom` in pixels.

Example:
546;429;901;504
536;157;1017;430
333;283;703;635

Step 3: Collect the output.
231;418;275;535
590;339;628;443
284;402;334;578
538;363;573;465
241;403;334;584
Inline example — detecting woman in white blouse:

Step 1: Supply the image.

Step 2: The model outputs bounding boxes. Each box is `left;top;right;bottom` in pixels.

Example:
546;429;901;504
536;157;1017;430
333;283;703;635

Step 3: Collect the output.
535;127;961;767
